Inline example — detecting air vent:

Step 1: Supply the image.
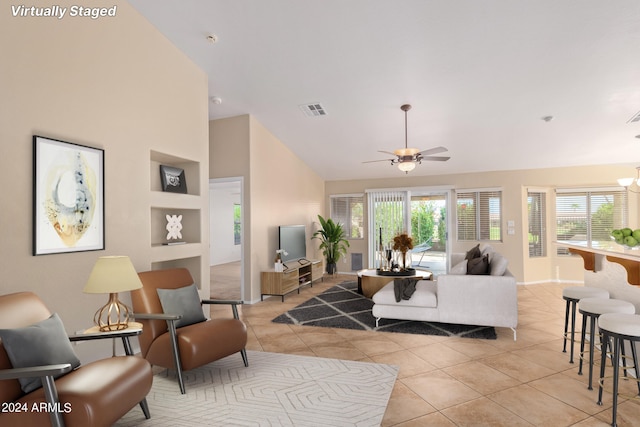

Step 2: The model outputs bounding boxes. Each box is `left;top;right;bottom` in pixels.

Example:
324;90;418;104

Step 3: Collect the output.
299;103;327;117
628;110;640;123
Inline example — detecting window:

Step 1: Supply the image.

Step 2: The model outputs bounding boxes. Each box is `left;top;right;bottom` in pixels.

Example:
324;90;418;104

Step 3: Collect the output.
456;189;502;241
527;191;546;257
330;195;364;239
556;187;627;255
233;203;241;245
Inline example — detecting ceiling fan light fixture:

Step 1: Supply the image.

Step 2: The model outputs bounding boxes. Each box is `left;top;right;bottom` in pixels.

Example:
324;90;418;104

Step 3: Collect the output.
397;161;416;173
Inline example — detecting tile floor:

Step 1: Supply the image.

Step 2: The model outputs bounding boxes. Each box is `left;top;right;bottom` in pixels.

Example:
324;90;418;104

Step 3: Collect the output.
210;274;640;426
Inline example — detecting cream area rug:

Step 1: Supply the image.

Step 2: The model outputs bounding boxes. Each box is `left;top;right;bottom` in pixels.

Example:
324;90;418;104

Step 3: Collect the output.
115;351;399;427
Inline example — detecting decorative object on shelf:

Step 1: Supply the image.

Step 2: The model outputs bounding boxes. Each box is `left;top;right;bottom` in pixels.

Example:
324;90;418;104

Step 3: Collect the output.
83;256;143;331
33;135;105;255
160;165;187;193
362;104;450;174
611;228;640;249
312;215;350;275
392;233;414;270
275;249;287;272
166;214;183;241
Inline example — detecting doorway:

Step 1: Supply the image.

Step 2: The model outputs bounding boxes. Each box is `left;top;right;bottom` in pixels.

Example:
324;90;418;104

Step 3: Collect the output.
367;187;450;277
409;192;448;276
209;178;243;300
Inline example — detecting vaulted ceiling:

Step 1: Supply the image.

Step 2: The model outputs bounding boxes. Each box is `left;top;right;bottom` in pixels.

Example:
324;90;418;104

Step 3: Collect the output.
129;0;640;181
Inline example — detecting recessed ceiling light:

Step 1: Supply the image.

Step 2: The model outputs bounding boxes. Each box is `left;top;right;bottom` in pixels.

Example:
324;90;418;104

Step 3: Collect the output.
541;115;554;122
635;134;640;139
210;96;222;105
206;34;218;44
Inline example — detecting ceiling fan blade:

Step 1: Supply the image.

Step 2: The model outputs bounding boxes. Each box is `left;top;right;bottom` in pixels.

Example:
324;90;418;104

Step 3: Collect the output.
363;158;395;164
422;156;450;162
377;150;398;156
418;146;448;156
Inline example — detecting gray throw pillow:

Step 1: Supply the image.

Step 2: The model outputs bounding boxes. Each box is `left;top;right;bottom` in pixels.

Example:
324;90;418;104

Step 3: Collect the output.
157;283;206;328
0;313;81;394
467;254;489;275
490;253;509;276
465;244;481;260
450;260;468;275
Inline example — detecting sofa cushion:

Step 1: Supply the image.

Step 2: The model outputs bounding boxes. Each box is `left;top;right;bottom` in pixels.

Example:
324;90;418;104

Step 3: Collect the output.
490;253;509;276
450;259;468;275
0;313;81;393
465;244;481;260
157;283;206;328
467;254;489;275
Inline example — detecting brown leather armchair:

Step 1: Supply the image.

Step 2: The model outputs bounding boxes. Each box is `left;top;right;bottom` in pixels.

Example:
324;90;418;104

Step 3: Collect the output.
0;292;153;427
132;268;248;394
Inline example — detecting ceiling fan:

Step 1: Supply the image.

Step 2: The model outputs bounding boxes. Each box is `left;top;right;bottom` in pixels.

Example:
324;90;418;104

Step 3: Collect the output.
364;104;450;173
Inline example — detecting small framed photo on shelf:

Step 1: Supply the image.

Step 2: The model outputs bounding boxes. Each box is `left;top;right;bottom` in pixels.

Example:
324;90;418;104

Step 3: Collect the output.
160;165;187;193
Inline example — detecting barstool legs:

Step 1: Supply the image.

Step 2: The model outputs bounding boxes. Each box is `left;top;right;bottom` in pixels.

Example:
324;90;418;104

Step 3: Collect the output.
563;298;570;353
570;299;578;363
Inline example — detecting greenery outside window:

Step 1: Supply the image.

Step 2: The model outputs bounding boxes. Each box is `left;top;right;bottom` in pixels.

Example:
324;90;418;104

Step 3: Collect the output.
330;195;364;239
555;187;627;255
233;203;241;245
456;189;502;241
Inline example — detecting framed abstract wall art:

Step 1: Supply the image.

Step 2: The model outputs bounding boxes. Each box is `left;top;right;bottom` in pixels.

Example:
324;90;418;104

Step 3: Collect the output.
33;135;105;255
160;165;187;193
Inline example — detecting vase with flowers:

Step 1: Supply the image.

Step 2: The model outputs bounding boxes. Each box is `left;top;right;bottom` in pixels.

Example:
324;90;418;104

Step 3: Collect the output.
392;233;414;270
274;249;288;272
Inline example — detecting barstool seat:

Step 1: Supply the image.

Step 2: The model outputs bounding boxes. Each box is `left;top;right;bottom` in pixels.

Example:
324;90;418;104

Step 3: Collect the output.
563;286;609;363
578;298;635;390
597;313;640;427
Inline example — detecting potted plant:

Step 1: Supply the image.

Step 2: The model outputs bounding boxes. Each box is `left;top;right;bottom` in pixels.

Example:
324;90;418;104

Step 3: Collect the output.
312;214;350;275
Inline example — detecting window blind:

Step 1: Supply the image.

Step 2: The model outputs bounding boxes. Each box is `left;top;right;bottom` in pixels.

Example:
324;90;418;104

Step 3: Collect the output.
456;190;502;241
330;195;364;239
527;191;546;257
555;188;627;255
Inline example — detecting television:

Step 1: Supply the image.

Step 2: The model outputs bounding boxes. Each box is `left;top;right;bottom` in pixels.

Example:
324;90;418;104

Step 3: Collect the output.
278;225;307;262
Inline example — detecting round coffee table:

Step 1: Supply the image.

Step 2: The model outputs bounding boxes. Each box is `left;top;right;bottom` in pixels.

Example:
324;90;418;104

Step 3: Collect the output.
357;269;432;298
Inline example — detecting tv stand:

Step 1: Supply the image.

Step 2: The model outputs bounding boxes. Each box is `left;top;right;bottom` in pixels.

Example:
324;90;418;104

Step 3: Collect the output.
261;259;323;301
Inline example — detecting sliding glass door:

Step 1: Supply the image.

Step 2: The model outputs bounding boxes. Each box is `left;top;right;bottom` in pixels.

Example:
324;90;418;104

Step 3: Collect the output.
367;188;449;275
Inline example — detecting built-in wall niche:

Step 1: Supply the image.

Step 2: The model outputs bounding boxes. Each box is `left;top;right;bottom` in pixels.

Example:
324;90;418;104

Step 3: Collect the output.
151;256;202;290
150;208;200;246
150;150;200;196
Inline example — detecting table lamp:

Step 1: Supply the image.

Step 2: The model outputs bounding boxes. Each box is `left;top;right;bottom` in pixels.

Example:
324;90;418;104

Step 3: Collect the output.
83;256;142;331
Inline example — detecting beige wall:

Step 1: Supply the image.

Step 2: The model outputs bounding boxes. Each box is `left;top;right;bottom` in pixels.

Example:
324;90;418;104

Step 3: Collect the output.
1;1;209;361
326;164;640;284
210;116;325;302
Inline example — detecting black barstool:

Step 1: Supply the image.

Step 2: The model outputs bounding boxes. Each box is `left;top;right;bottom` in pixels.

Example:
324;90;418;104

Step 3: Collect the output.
578;297;635;390
597;313;640;427
562;286;609;363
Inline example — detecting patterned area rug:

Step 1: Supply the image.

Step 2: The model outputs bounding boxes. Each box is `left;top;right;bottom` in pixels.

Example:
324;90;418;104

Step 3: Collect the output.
115;351;398;427
273;281;497;339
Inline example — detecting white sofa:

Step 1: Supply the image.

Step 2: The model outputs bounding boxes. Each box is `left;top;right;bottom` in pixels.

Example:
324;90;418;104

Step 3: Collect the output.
371;252;518;340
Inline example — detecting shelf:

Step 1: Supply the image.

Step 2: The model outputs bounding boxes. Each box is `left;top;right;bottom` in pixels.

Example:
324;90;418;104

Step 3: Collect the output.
150;151;200;196
150;207;200;246
148;149;205;291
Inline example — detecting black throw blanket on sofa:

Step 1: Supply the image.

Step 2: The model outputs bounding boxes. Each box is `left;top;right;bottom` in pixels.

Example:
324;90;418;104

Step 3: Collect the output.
393;278;420;302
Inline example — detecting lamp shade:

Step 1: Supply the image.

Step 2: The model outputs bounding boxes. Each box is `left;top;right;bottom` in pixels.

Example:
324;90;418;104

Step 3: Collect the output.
617;177;635;187
84;256;142;294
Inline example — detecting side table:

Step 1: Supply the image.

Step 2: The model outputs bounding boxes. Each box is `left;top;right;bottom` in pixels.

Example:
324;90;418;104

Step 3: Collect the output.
72;321;144;356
